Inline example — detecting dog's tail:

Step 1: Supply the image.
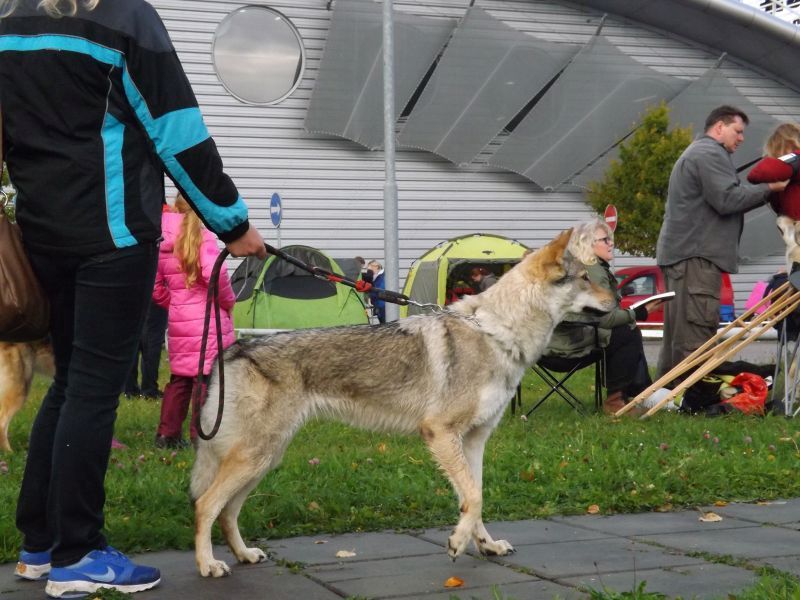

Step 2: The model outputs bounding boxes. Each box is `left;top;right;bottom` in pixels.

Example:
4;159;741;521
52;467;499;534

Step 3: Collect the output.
190;443;221;501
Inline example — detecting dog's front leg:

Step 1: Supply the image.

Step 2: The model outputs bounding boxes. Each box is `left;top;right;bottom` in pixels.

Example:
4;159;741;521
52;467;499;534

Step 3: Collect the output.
420;421;484;560
462;423;514;557
219;484;267;566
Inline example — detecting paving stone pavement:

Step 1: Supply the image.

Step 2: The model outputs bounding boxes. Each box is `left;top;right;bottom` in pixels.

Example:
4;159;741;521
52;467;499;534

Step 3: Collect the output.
4;499;800;599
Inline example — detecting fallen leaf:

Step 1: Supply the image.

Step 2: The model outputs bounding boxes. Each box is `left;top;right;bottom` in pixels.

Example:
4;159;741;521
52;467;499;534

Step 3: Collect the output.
308;501;321;512
586;504;600;514
444;576;464;588
655;503;673;513
335;550;357;558
314;540;328;545
699;512;723;522
713;500;728;507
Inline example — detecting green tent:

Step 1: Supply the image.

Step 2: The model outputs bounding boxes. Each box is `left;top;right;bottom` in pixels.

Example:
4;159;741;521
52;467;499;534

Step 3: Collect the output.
232;245;369;330
400;233;528;317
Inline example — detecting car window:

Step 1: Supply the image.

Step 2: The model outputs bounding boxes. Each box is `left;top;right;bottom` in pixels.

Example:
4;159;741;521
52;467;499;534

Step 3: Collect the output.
623;275;656;296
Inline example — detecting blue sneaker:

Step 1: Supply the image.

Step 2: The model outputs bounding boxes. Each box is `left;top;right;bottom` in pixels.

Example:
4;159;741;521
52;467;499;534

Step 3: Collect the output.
15;549;51;580
45;546;160;598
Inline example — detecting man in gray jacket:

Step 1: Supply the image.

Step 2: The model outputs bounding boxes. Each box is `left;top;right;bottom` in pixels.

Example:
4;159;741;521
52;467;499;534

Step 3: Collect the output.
656;105;788;378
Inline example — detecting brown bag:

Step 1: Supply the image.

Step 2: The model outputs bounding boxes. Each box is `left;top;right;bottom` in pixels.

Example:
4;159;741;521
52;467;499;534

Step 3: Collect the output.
0;110;49;342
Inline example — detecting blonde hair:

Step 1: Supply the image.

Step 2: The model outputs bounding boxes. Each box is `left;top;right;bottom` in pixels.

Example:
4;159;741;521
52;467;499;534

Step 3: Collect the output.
0;0;99;17
764;122;800;158
173;193;205;289
568;219;613;265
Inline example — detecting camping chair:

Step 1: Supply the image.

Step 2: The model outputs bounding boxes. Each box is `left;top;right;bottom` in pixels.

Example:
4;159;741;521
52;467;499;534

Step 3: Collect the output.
525;322;605;417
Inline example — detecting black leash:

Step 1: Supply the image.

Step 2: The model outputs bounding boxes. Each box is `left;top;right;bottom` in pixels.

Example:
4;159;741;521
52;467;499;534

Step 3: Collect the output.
193;243;417;440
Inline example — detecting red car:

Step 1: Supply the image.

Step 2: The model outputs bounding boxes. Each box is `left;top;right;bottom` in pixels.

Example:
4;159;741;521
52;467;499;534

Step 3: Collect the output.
614;265;735;325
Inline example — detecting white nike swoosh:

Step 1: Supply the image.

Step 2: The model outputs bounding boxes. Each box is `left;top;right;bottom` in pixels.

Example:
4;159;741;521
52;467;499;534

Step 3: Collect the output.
90;567;116;583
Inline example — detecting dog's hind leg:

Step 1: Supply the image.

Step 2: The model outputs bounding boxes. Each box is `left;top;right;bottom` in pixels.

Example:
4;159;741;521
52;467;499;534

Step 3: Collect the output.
420;420;486;560
219;478;267;566
195;445;272;578
462;423;514;557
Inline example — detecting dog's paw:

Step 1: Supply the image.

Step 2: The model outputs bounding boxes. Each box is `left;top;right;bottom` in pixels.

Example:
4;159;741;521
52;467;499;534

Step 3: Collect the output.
198;559;232;578
237;547;267;565
478;538;515;557
447;530;470;560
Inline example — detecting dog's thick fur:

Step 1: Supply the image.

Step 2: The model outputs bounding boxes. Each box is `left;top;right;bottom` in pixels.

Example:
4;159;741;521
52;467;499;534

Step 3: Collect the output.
0;339;53;452
190;230;616;577
777;215;800;270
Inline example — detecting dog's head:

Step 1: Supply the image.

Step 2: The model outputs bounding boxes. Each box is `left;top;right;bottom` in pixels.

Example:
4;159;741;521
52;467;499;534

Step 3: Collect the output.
521;229;616;316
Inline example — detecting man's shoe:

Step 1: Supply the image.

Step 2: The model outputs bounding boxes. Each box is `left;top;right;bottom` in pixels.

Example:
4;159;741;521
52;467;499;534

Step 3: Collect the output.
603;390;626;415
15;549;51;580
45;546;160;598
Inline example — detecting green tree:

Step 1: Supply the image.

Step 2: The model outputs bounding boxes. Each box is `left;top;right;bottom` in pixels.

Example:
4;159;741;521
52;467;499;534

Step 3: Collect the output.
586;103;692;257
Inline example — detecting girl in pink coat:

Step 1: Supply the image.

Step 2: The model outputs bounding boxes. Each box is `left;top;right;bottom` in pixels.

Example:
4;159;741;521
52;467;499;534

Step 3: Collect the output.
152;194;236;448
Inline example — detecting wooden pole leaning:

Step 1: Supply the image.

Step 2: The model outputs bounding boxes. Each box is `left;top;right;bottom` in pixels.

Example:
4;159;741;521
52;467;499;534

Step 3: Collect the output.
614;281;794;417
618;287;800;419
637;290;800;418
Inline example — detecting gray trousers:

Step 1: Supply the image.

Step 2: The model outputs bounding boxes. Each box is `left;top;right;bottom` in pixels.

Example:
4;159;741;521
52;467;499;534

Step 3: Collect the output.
657;257;722;379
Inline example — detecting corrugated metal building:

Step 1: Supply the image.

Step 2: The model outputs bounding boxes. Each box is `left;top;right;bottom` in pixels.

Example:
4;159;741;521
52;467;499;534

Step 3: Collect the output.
151;0;800;311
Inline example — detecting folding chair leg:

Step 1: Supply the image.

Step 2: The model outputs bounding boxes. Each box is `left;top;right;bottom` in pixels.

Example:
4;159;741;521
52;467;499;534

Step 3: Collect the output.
526;366;587;417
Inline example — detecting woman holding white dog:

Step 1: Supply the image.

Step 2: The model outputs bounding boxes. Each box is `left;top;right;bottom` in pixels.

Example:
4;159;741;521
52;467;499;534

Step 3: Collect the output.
2;0;266;597
547;220;663;414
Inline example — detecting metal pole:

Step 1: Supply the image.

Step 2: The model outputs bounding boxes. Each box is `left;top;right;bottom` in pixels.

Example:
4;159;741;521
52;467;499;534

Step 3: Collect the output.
383;0;399;322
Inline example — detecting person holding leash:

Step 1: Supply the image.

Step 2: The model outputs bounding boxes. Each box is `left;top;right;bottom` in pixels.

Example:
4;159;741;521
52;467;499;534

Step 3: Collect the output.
656;105;788;378
2;0;266;597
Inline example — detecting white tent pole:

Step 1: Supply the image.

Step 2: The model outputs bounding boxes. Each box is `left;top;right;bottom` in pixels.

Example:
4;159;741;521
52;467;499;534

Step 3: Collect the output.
383;0;399;322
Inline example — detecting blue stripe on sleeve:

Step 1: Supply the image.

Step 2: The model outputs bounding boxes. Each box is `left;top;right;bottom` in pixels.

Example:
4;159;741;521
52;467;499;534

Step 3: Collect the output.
120;69;241;233
161;154;249;233
0;34;123;66
101;112;137;248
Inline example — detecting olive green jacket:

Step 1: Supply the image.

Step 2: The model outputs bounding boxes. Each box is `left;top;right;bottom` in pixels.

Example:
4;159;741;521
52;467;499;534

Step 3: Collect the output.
545;259;636;359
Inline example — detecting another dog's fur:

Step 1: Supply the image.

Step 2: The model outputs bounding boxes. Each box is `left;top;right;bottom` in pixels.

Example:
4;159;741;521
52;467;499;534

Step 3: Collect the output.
0;339;53;452
777;215;800;270
190;230;616;577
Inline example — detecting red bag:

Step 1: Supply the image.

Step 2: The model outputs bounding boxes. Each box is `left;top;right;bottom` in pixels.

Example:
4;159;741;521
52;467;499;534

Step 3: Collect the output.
721;372;768;415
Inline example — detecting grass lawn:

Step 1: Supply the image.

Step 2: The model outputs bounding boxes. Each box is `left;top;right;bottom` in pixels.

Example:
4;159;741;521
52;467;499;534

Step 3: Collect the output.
2;361;800;599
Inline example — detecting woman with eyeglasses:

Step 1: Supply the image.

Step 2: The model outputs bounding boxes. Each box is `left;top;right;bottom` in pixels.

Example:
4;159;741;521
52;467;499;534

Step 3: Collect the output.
546;219;664;414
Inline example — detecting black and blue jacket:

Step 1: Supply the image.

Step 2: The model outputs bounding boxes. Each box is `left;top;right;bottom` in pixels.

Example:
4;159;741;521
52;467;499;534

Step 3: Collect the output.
0;0;250;255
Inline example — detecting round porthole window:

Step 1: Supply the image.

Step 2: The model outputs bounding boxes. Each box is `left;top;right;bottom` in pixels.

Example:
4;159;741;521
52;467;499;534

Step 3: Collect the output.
212;6;305;105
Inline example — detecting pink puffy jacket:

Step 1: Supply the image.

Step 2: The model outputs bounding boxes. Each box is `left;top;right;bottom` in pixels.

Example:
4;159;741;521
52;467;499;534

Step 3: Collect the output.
152;211;235;376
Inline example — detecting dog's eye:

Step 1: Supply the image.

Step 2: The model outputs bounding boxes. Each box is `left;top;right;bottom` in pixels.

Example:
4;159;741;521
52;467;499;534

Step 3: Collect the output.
580;273;590;281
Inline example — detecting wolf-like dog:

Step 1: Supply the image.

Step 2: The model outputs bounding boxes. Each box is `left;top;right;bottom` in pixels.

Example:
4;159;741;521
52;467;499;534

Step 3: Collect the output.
0;339;53;452
190;229;615;577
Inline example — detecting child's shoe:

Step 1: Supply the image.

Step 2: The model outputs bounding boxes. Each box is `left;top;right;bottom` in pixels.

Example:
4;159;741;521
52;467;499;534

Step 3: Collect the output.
45;546;160;598
15;549;51;580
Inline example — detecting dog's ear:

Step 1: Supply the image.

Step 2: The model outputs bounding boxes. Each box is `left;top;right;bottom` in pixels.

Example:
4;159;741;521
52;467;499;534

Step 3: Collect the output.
524;229;572;281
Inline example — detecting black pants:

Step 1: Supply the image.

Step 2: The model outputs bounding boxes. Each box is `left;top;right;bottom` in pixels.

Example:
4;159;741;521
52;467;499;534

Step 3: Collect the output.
605;324;651;398
16;244;157;566
125;300;167;396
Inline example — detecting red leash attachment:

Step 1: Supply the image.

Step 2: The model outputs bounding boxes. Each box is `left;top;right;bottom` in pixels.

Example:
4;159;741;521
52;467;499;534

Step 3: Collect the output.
263;242;411;306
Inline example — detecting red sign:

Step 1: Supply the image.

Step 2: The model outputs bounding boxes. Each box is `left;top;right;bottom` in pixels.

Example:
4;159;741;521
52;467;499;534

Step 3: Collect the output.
604;204;618;232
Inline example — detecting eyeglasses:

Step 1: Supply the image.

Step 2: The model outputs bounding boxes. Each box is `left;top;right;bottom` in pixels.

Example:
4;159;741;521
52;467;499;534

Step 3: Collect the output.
594;236;613;245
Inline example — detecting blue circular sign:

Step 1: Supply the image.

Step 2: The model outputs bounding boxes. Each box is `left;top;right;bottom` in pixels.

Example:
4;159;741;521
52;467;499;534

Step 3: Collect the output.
270;193;282;227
